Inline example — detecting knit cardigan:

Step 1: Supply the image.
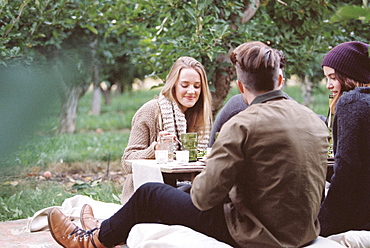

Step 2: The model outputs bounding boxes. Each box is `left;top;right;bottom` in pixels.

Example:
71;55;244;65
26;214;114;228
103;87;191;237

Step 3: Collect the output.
122;98;210;166
318;87;370;236
120;97;210;203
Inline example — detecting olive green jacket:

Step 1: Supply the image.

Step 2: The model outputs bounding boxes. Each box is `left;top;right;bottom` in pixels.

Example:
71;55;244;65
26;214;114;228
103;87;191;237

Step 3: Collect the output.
191;90;329;248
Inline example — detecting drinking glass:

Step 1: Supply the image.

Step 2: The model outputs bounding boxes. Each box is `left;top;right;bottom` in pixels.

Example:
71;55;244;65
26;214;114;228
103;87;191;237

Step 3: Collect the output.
180;132;198;162
158;136;175;162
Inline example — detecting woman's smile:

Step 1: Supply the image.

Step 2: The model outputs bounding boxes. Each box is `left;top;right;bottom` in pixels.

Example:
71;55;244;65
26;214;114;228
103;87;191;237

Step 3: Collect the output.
175;68;201;112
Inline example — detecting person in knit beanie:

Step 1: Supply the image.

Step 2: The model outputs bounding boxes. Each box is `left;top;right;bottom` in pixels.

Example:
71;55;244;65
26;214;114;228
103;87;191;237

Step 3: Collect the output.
319;41;370;238
322;41;370;113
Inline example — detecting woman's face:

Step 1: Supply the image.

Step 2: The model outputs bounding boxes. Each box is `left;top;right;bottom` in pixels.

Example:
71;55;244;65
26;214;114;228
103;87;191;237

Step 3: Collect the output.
175;68;202;112
323;66;342;96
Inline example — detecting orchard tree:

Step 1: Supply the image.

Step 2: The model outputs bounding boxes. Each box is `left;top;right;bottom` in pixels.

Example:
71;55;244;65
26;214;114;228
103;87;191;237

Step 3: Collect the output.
2;0;97;133
108;0;332;114
2;0;368;135
1;0;146;133
257;0;369;106
122;0;368;113
113;0;266;115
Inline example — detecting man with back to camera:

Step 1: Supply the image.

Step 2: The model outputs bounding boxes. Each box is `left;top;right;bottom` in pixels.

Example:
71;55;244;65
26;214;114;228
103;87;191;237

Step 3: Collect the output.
191;41;330;247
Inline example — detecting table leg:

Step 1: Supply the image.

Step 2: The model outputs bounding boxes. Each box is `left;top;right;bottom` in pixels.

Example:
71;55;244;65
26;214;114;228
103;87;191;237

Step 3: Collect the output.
163;176;177;187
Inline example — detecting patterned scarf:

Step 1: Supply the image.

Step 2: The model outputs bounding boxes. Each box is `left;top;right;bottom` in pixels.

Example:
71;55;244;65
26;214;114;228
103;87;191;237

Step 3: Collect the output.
157;94;209;150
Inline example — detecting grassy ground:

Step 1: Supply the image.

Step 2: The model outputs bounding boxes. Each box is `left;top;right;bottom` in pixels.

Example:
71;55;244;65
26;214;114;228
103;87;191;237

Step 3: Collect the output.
0;83;329;221
0;88;161;221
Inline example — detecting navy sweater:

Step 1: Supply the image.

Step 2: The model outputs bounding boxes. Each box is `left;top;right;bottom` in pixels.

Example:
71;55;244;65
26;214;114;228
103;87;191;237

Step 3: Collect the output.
319;87;370;236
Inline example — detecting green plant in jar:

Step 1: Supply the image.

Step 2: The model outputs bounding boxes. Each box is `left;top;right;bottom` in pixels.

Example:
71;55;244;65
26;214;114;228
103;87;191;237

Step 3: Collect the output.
180;133;198;162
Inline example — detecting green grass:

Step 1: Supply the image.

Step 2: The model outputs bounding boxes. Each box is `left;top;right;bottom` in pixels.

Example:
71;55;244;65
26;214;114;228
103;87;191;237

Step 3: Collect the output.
76;89;161;131
1;89;161;169
0;84;329;221
7;132;128;166
0;179;122;221
0;88;160;221
283;83;329;117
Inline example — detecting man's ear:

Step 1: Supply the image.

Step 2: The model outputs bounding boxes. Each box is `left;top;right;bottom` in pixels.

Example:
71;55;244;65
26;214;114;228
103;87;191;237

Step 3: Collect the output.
277;74;285;89
237;80;245;94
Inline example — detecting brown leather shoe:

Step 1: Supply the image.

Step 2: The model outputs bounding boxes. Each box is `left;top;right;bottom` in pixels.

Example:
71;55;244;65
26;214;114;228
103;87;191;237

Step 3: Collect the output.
48;207;106;248
80;204;100;230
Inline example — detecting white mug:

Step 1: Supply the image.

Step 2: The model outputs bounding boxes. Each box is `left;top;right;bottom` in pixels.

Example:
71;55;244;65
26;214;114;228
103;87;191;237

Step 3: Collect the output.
155;150;168;164
176;150;189;164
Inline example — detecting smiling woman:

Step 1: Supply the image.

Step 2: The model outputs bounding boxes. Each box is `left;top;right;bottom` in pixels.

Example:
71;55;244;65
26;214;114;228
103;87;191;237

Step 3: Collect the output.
175;68;202;112
319;41;370;237
123;56;212;160
119;56;213;203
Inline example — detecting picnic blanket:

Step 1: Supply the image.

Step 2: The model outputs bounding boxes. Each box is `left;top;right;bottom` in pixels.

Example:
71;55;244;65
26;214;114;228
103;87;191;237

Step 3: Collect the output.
27;195;122;232
1;195;369;248
0;218;58;248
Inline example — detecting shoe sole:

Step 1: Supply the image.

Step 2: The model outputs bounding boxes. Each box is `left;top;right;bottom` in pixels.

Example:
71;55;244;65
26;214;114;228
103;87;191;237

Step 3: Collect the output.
47;208;68;248
81;204;87;230
80;203;92;230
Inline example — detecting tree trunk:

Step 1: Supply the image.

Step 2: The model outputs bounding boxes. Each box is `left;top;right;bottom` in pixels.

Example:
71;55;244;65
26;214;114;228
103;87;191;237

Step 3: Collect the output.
210;0;259;117
211;62;236;117
101;86;112;105
242;0;261;24
115;82;125;95
301;75;314;107
91;84;101;115
58;84;85;134
90;37;101;115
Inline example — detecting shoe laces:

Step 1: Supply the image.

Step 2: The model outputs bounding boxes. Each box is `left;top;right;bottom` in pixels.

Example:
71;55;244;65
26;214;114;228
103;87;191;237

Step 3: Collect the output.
68;226;100;248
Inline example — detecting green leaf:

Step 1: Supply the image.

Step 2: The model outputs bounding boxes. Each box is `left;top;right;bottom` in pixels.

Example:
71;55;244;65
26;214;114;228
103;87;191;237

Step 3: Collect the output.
4;24;13;35
72;182;90;191
52;30;58;39
330;5;369;23
84;25;99;34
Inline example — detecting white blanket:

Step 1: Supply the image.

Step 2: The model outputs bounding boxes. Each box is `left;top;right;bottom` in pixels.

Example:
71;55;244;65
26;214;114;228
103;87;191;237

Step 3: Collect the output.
27;195;369;248
127;223;233;248
328;231;370;248
27;195;122;232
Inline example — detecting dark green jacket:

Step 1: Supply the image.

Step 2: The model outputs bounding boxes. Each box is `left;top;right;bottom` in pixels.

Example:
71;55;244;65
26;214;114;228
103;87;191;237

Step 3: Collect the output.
192;90;329;247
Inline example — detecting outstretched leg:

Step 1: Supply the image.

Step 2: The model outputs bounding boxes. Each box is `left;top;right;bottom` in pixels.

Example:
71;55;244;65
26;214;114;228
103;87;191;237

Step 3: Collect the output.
98;182;234;247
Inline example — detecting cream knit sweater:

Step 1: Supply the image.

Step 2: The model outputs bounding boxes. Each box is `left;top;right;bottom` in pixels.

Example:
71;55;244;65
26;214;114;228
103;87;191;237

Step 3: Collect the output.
120;98;210;203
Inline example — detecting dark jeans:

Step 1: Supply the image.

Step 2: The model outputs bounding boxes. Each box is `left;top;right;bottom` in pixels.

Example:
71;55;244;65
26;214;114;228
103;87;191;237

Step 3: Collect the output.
98;182;237;248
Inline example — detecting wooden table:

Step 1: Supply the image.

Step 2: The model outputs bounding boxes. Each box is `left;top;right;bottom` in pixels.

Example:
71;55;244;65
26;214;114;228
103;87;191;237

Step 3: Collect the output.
125;159;335;188
124;160;205;188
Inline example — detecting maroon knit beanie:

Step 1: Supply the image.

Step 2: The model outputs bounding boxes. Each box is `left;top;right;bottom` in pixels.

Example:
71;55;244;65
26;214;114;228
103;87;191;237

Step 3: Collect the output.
322;41;370;83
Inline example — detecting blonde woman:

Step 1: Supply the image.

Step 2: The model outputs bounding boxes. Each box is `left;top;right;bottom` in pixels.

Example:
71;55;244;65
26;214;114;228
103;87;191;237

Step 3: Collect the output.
121;56;212;203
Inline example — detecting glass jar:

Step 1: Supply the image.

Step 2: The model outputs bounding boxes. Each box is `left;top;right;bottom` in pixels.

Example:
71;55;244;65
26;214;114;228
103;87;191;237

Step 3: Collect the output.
158;136;175;162
180;133;198;162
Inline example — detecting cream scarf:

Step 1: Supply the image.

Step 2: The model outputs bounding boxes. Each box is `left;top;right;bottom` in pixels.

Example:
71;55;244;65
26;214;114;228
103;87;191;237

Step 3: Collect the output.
158;94;187;138
157;94;209;150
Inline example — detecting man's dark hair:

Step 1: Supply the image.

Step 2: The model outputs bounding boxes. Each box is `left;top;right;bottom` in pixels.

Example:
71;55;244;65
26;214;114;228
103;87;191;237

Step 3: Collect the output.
230;42;281;93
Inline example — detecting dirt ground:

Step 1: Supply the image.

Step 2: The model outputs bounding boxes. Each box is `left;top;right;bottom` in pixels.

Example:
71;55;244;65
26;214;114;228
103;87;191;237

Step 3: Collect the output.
17;160;126;188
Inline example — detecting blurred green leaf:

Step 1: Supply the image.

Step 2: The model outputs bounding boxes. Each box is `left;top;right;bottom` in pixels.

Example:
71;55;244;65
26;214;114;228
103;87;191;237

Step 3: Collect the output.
84;24;99;34
330;5;370;23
